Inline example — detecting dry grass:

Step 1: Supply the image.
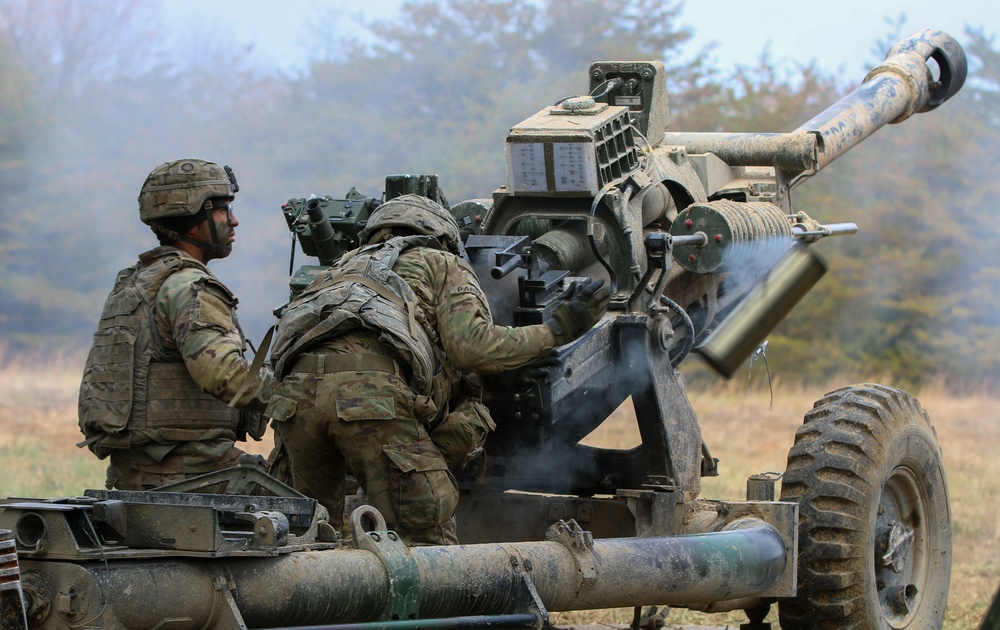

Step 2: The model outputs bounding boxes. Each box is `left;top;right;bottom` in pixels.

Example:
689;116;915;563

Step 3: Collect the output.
0;349;274;497
1;352;996;628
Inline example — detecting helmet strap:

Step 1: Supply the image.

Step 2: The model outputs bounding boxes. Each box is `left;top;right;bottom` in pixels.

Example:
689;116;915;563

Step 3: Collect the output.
152;218;231;259
367;227;396;245
203;213;233;258
182;234;232;259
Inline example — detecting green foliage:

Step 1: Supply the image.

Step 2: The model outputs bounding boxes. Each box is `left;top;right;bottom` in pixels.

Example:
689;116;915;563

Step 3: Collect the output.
0;0;292;349
272;0;701;201
674;52;842;132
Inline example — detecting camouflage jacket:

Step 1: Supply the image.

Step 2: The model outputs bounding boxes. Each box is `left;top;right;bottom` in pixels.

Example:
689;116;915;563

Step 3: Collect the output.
79;246;272;459
269;236;556;421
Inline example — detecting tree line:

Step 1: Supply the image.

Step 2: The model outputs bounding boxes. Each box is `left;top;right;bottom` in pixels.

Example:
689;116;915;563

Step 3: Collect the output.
0;0;997;388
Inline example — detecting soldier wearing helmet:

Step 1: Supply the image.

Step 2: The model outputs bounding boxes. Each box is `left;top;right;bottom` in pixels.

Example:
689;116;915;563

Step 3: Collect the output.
140;158;241;260
265;194;610;545
78;159;273;491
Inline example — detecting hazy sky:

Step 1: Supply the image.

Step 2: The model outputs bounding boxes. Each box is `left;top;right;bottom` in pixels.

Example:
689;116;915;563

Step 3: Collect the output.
162;0;997;79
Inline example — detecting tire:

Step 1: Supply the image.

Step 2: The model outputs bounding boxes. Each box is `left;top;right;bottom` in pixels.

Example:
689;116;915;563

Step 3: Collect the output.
777;384;952;629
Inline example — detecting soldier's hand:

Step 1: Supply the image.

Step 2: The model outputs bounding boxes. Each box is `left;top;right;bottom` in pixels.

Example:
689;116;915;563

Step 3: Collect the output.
545;278;611;345
515;354;563;385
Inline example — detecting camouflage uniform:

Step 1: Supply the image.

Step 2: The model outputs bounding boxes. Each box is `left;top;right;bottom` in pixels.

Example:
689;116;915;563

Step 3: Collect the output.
79;246;272;490
267;236;557;545
79;158;272;489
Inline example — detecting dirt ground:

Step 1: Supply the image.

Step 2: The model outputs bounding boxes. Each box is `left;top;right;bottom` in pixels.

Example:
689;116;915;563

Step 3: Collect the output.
1;359;996;628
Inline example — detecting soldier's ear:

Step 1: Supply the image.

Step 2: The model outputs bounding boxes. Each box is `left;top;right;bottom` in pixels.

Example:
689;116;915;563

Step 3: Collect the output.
184;219;208;237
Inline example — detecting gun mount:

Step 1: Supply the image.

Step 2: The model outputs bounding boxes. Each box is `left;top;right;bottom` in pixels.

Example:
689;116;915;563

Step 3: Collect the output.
3;29;964;630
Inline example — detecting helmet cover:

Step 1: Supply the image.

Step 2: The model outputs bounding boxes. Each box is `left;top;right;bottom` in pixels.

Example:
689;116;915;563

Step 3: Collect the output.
359;194;460;252
138;159;238;225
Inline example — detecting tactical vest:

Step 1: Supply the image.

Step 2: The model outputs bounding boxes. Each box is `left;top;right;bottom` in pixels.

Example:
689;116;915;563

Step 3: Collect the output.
78;248;238;450
270;236;449;398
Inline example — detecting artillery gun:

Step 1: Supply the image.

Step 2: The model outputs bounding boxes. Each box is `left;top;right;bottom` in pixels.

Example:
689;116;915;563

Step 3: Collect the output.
0;29;965;630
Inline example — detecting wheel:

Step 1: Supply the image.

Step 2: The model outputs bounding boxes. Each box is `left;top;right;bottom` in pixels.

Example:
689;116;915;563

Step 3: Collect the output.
778;384;951;629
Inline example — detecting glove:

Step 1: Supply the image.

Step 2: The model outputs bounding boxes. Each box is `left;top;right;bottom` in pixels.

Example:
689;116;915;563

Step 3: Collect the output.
545;278;612;345
518;354;563;383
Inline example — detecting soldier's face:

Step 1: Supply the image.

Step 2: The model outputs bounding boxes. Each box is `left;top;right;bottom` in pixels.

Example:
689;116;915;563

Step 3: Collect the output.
211;203;238;245
190;203;238;262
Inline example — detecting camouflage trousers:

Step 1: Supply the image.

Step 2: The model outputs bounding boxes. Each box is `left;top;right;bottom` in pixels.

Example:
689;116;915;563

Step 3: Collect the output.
105;440;245;491
267;367;459;546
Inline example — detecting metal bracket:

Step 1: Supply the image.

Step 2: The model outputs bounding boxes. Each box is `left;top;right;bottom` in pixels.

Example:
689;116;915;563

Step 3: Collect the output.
627;232;672;314
350;506;421;621
545;519;597;589
153;454;301;497
746;472;783;501
210;567;249;630
502;547;550;630
234;511;289;548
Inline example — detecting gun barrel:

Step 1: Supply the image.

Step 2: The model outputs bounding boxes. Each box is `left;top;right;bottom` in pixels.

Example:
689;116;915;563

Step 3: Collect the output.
662;30;967;182
797;29;966;172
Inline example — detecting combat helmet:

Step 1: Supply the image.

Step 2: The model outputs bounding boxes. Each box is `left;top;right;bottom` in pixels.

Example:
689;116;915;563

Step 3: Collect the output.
138;158;239;258
359;194;461;254
138;159;238;224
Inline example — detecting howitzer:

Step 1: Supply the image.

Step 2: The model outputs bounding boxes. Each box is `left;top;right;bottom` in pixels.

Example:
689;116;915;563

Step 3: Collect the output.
3;29;964;630
466;28;964;497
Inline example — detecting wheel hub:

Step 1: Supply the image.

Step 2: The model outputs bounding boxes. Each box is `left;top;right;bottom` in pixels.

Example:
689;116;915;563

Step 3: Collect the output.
875;466;927;626
876;521;914;573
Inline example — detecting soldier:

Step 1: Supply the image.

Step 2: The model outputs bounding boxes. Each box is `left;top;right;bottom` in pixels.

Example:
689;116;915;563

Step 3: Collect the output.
266;194;611;545
78;158;273;491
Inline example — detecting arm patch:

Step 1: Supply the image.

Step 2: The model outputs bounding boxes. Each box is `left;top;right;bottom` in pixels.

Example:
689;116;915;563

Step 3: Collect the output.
193;278;238;331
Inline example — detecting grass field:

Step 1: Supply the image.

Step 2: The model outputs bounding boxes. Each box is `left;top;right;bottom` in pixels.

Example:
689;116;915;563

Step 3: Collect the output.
1;353;996;629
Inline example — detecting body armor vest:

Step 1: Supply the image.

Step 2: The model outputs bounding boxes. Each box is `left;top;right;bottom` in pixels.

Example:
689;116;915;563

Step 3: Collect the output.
271;236;447;398
79;248;237;450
